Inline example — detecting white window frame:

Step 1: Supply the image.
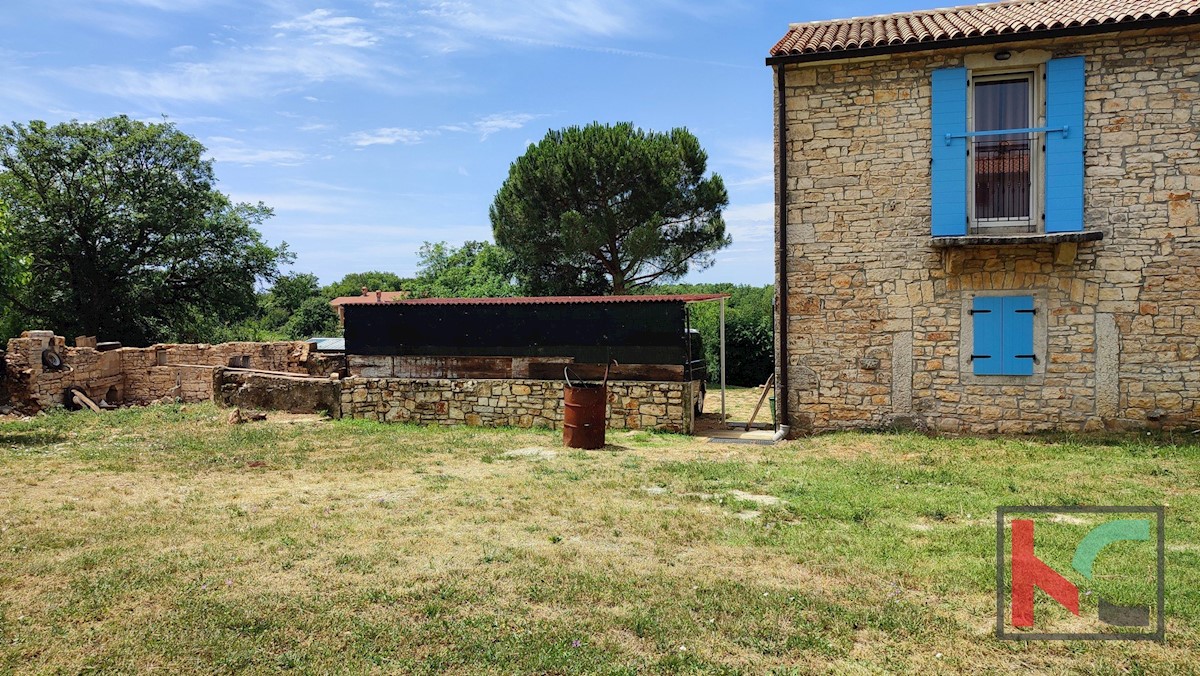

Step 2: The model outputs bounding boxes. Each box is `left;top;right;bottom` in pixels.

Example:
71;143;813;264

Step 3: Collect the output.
967;67;1044;234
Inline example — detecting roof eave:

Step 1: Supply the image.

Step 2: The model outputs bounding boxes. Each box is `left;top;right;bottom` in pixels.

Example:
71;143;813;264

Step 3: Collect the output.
765;13;1200;67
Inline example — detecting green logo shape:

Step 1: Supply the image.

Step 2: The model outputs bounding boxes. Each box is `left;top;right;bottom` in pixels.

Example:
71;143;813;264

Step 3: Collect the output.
1072;519;1150;580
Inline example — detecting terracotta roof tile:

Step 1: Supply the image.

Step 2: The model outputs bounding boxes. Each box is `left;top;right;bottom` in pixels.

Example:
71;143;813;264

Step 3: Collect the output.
770;0;1200;58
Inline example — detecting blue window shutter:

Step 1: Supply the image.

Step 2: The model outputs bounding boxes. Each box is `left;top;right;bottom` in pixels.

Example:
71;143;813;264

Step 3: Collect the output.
1044;56;1085;233
1001;296;1036;376
931;67;968;236
971;296;1003;375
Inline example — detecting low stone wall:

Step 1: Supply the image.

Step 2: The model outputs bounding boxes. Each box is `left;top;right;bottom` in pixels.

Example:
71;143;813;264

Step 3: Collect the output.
2;331;340;412
340;377;694;434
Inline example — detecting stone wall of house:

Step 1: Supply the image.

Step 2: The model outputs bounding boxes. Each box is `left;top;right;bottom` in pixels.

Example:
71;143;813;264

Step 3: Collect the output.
777;27;1200;434
2;331;338;411
340;378;693;434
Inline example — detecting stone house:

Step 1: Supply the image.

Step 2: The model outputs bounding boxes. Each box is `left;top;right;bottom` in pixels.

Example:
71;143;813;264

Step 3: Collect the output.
767;0;1200;434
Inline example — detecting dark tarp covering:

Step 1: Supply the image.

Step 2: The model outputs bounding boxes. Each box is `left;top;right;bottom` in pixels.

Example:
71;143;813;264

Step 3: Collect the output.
344;301;687;365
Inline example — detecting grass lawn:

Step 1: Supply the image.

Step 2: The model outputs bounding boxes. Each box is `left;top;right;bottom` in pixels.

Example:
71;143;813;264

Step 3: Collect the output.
703;385;773;424
1;405;1197;673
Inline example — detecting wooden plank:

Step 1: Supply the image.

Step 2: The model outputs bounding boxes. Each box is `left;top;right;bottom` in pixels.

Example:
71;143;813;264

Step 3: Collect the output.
71;389;102;413
745;373;774;431
529;362;686;382
511;356;571;378
392;356;513;379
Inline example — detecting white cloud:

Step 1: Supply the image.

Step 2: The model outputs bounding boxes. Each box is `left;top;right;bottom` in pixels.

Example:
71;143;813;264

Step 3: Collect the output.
473;112;540;140
59;42;380;104
285;179;364;193
718;139;774;188
105;0;222;10
413;0;638;46
51;8;388;104
351;112;544;147
721;201;773;243
348;127;435;147
0;67;57;110
350;111;542;147
57;5;168;38
390;0;750;68
274;9;378;48
206;137;309;165
36;1;741;112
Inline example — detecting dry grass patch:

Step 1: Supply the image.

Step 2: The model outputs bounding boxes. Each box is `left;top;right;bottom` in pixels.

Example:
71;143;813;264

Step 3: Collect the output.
0;405;1197;673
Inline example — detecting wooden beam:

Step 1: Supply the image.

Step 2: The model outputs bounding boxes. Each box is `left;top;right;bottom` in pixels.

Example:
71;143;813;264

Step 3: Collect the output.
528;362;686;382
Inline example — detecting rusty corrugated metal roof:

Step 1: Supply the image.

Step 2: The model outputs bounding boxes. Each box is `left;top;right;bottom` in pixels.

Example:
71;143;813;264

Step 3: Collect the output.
329;291;410;306
769;0;1200;60
380;294;728;306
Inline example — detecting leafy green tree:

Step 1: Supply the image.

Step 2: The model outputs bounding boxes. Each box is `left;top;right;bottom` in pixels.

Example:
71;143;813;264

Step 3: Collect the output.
0;200;30;341
320;271;409;299
0;116;290;345
491;122;731;295
410;240;519;298
283;296;340;338
269;273;320;315
260;272;321;329
654;283;774;387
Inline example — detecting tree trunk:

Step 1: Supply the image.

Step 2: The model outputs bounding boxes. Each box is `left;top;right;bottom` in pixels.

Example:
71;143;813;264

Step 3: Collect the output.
610;272;627;295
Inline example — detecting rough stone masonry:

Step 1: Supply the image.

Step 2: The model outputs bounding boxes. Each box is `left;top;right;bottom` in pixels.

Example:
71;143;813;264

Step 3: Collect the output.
2;331;693;434
2;331;338;412
340;378;693;434
776;27;1200;434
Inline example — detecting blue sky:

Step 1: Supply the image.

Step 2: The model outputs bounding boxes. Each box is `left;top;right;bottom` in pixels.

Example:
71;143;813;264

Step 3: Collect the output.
1;0;930;288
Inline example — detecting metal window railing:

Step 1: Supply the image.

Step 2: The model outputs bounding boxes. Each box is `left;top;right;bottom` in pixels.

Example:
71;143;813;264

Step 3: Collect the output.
972;135;1032;228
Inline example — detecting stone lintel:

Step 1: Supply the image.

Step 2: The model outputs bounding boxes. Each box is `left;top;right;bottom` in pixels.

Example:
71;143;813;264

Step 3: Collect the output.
1054;241;1080;265
941;248;965;274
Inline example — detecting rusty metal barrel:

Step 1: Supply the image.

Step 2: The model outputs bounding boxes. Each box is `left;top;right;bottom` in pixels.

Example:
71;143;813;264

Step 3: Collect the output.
562;363;614;450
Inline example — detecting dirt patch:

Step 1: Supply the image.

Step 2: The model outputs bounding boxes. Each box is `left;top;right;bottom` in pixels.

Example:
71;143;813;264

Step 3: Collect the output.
728;490;782;506
503;446;558;460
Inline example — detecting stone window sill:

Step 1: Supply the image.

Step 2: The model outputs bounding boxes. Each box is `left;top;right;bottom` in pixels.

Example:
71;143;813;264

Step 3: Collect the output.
932;230;1102;271
929;230;1103;248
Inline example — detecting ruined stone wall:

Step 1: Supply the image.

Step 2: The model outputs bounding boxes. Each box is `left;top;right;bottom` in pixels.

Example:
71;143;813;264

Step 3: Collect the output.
777;28;1200;433
340;378;693;434
216;370;342;416
2;331;331;411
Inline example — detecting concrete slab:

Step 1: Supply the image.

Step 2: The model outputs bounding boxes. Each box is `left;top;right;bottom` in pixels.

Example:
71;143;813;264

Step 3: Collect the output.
692;416;779;444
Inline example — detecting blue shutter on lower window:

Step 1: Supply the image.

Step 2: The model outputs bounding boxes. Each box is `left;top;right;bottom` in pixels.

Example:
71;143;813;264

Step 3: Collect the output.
1044;56;1086;233
931;67;968;237
971;296;1003;375
1001;296;1036;376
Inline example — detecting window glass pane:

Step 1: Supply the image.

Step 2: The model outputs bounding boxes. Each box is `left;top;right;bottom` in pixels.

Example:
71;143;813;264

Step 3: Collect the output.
974;78;1029;133
974;77;1031;222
